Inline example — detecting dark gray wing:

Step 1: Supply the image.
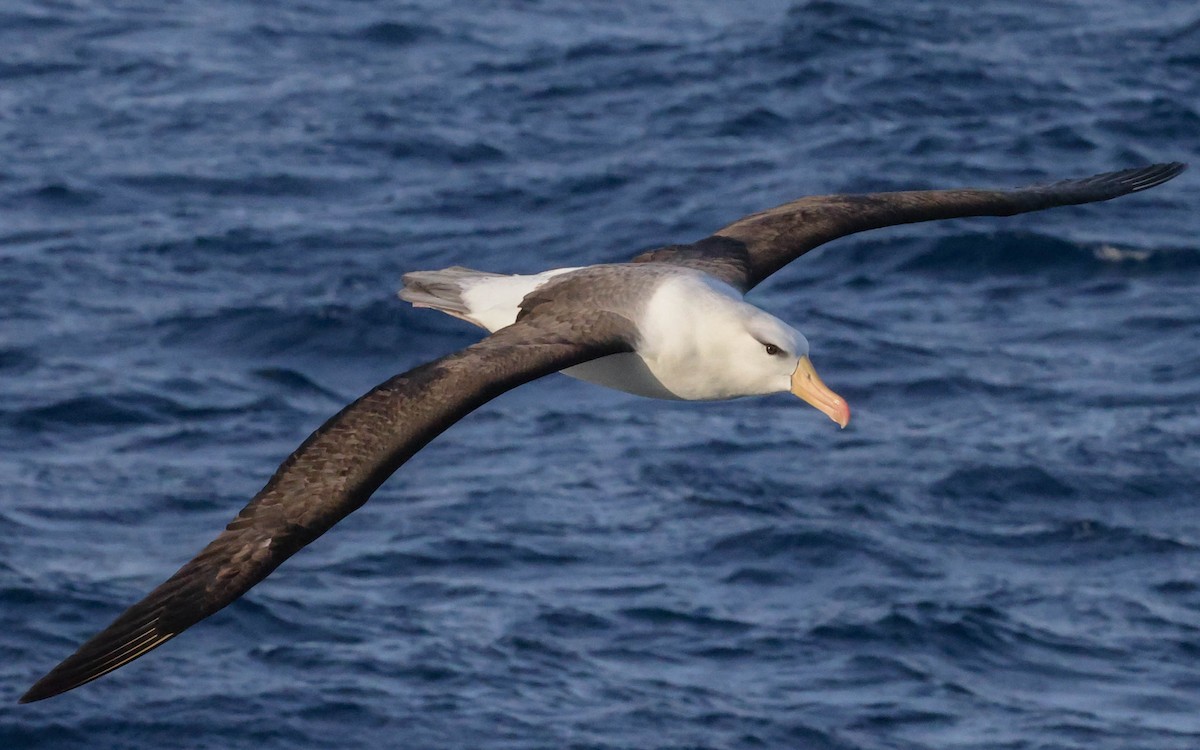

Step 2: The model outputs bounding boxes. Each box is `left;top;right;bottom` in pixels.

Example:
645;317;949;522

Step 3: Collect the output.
21;310;632;703
632;163;1186;291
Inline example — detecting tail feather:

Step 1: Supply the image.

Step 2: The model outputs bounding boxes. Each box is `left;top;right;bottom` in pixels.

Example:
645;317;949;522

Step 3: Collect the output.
401;264;580;332
400;266;505;326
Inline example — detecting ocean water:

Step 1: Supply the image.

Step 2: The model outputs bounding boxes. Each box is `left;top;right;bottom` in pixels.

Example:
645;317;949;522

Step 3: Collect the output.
2;1;1198;747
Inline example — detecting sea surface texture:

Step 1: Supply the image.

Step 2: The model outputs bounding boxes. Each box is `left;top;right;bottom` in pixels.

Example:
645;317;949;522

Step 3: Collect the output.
2;1;1198;748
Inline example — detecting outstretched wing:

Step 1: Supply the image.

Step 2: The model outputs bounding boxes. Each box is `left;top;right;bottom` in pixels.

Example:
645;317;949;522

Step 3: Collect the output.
632;163;1186;291
21;310;632;703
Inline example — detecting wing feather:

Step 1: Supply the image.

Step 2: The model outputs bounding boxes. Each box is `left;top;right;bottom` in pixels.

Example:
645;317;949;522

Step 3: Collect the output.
633;162;1186;290
21;311;631;703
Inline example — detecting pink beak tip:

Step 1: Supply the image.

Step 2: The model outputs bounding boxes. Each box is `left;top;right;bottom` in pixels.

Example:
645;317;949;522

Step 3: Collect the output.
828;399;850;429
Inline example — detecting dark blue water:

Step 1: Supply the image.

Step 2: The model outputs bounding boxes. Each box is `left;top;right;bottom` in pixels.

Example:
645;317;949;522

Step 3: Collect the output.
2;1;1198;747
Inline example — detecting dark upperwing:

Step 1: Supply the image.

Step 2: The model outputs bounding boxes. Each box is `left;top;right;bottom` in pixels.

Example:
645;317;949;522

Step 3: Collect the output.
21;307;632;703
632;163;1186;292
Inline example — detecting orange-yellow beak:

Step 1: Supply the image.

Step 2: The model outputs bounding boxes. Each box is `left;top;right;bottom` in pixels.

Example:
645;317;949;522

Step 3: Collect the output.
790;355;850;429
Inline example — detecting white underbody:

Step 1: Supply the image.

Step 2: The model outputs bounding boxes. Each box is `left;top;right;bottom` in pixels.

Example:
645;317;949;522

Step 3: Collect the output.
402;265;807;402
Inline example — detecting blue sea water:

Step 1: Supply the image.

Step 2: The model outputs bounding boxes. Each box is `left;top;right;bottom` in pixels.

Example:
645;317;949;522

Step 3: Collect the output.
1;0;1198;747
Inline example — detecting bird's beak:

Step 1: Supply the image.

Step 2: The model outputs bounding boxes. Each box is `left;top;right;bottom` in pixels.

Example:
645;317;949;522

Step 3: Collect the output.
790;356;850;429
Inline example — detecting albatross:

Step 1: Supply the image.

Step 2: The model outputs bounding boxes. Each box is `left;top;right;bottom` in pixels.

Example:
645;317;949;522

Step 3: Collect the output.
21;162;1185;702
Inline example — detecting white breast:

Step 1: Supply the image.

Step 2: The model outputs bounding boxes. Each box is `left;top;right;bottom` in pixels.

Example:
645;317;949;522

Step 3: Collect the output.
559;272;756;401
627;274;766;400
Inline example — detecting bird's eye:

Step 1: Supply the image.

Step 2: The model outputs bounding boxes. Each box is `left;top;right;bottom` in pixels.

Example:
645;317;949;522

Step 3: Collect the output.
764;343;781;356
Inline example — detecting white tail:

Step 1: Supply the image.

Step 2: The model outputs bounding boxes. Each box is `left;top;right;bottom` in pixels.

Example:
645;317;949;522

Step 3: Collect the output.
399;266;505;325
400;265;581;332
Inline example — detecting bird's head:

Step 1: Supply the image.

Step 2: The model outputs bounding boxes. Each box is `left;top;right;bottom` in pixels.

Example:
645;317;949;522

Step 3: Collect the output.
639;277;850;427
732;310;850;428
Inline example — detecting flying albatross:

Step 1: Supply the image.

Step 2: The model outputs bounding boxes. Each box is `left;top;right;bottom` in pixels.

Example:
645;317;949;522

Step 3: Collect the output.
21;162;1185;702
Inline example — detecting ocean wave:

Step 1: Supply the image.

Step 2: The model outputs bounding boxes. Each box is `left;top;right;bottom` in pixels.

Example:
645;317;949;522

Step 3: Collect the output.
6;182;99;208
470;37;675;77
250;367;343;401
5;389;276;431
114;172;340;198
781;1;921;50
931;463;1077;501
617;606;753;633
0;347;37;375
332;134;507;165
147;299;418;360
809;601;1120;671
325;538;581;578
0;61;87;81
10;393;178;429
352;21;441;47
895;232;1200;277
933;518;1198;561
533;607;612;634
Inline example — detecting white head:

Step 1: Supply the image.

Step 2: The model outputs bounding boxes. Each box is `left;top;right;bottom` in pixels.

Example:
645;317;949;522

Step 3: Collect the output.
637;275;850;427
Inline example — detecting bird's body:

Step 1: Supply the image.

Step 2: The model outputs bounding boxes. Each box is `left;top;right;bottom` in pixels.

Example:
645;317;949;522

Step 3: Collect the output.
402;264;806;400
21;162;1185;703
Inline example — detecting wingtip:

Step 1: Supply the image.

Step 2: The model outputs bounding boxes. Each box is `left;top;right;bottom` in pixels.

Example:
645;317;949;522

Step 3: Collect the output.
18;682;53;705
17;616;176;704
19;667;88;704
1036;161;1187;204
18;667;75;704
1119;161;1187;191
